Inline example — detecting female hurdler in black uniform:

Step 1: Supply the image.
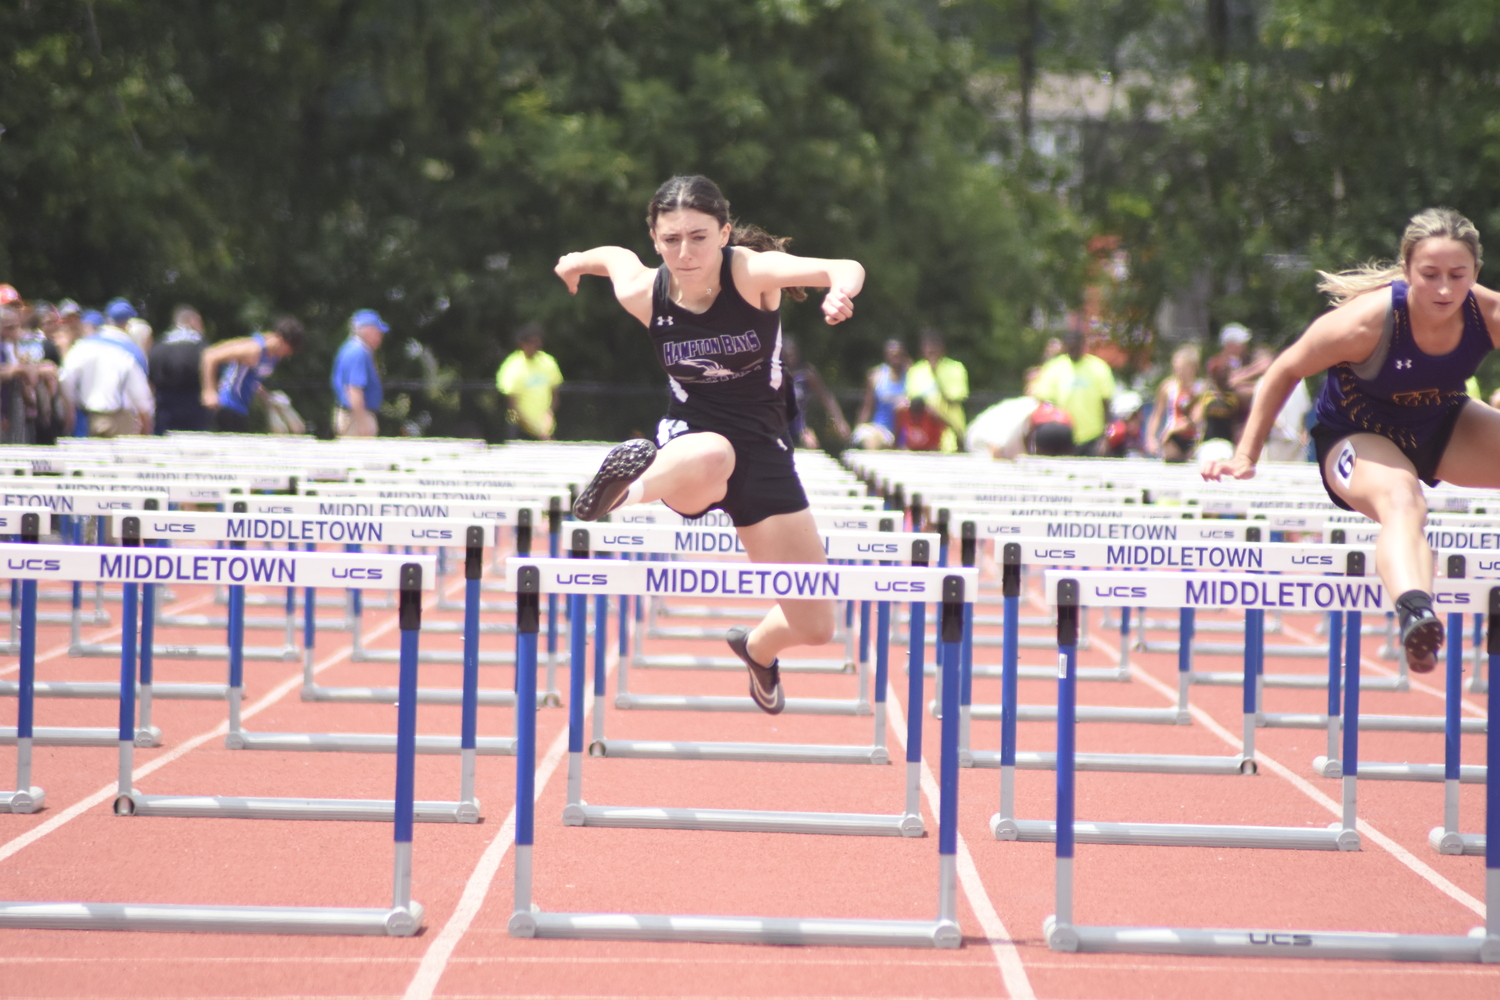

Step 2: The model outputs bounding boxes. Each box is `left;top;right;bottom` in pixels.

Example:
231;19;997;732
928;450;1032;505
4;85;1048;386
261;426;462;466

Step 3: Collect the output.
1204;208;1500;671
555;175;865;713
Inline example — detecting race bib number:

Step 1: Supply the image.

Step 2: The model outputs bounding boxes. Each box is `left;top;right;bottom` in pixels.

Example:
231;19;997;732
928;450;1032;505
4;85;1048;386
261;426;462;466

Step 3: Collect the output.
1333;442;1356;490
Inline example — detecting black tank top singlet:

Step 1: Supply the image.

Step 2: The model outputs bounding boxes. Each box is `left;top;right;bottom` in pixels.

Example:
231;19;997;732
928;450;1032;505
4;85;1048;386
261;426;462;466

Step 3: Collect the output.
649;247;787;448
1313;280;1493;451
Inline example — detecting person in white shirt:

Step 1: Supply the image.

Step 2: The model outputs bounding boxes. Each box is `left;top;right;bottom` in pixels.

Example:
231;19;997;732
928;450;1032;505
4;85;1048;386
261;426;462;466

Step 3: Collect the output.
60;315;154;437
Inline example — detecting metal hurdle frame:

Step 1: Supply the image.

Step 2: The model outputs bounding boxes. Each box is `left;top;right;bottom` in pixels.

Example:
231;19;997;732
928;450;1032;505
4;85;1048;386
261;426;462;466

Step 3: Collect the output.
1314;552;1488;784
0;551;429;935
0;513;45;812
507;560;972;946
101;542;476;824
1042;568;1499;964
547;541;953;836
1429;587;1496;856
578;527;937;771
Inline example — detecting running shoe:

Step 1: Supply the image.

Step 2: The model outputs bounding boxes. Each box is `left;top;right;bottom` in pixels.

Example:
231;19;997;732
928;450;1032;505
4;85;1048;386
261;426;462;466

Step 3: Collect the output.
727;625;785;715
1400;607;1444;674
572;439;656;521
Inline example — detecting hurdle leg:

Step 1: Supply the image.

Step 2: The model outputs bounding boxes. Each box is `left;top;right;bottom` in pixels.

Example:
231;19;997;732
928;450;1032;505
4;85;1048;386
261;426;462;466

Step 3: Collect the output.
1314;611;1344;777
114;581;139;812
858;598;873;710
1116;606;1131;675
958;600;973;763
843;595;856;668
904;597;925;825
1430;611;1468;853
391;565;424;925
302;543;317;691
1044;579;1080;951
225;580;245;743
562;592;587;822
873;598;890;755
459;531;483;821
616;591;630;699
591;589;607;747
934;575;965;948
137;582;159;746
544;519;561;706
1471;611;1488;693
1174;608;1192;723
3;571;43;813
69;515;83;648
1486;630;1497;948
992;545;1020;837
1240;608;1259;773
510;569;541;936
1339;608;1362;845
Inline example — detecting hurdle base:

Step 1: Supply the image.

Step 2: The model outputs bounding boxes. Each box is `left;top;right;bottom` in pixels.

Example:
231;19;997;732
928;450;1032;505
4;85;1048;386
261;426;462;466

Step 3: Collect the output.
1044;917;1497;963
301;683;518;707
1318;760;1487;783
631;654;854;674
0;680;227;700
70;643;298;663
227;730;516;755
0;787;45;813
351;647;514;665
563;803;922;837
119;792;479;823
1260;713;1485;734
966;750;1248;775
0;900;424;936
588;738;887;765
1427;827;1486;856
613;693;871;716
1189;669;1405;690
516;910;960;948
969;704;1188;726
0;725;161;748
992;816;1357;850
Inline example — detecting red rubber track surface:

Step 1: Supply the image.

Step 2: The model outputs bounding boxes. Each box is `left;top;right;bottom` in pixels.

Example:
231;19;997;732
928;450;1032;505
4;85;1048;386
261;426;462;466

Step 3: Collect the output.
0;564;1495;1000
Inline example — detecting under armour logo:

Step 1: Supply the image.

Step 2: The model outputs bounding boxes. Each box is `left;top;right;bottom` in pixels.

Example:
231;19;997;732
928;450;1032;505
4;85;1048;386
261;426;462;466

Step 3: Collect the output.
655;316;674;327
1394;358;1412;370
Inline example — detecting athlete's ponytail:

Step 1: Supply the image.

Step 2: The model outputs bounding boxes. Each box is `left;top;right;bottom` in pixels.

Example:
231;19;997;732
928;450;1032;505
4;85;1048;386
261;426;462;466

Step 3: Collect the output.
1317;207;1483;307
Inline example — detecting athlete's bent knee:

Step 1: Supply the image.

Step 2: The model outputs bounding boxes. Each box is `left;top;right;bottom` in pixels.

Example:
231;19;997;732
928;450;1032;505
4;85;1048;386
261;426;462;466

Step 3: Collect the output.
1379;487;1428;523
793;604;837;647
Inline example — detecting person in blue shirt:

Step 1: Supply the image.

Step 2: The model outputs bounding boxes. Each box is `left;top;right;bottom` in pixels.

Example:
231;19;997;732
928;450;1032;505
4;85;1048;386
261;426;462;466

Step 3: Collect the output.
331;309;386;437
199;316;304;433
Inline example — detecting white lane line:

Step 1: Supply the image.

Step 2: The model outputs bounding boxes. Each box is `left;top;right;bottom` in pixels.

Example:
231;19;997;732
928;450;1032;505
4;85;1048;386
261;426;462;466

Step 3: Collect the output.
1092;632;1486;918
0;608;405;865
885;679;1037;1000
0;593;216;679
403;645;612;1000
1278;618;1486;718
401;711;573;1000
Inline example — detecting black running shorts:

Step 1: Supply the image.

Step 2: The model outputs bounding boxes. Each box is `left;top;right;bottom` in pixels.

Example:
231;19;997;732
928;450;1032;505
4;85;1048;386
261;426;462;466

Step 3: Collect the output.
655;419;810;528
1309;400;1468;512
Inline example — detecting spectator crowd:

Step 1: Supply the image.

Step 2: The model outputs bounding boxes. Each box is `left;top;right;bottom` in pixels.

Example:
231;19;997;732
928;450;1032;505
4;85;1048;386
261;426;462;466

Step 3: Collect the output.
0;283;395;441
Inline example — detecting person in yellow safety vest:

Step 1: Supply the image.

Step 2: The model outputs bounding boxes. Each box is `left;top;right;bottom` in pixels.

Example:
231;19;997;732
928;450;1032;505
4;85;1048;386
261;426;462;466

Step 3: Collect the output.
496;322;564;440
903;329;968;452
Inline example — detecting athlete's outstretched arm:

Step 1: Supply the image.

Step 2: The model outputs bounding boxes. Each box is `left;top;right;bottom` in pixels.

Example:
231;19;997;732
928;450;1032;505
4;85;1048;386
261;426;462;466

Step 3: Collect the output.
738;250;866;325
555;247;656;326
1202;290;1387;481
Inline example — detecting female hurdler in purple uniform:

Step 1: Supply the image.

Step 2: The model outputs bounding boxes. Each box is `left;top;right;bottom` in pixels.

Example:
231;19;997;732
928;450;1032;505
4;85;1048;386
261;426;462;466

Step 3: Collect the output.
554;176;865;713
1204;208;1500;672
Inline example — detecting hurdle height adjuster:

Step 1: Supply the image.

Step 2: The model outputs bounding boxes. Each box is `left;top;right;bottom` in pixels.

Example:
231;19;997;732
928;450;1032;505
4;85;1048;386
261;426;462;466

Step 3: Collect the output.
941;576;965;643
465;526;485;581
1002;542;1021;599
399;564;423;631
1056;579;1079;647
516;566;540;634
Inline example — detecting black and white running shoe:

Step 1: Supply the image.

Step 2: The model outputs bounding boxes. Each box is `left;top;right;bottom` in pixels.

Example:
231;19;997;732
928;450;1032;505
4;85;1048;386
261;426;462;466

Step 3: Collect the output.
1400;608;1444;674
572;439;656;521
727;625;784;715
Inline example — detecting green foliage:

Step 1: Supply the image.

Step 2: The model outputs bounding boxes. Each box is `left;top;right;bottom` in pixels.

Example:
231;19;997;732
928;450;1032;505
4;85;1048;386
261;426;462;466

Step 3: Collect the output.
1;0;1074;438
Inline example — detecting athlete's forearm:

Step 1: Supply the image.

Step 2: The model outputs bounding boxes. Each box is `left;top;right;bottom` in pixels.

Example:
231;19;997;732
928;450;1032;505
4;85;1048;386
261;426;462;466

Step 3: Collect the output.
566;247;642;281
821;260;865;297
1234;363;1302;465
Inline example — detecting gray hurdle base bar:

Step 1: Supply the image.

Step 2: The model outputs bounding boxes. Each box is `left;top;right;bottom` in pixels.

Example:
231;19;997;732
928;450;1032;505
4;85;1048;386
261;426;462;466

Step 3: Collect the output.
507;560;969;947
1041;567;1498;964
0;545;428;934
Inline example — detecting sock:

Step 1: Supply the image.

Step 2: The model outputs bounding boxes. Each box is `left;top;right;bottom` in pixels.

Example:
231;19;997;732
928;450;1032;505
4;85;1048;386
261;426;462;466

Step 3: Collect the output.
620;481;645;508
1394;589;1434;622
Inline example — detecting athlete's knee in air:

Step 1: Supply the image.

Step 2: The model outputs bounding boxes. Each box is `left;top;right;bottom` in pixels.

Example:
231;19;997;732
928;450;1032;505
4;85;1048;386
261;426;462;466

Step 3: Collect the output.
699;438;735;479
795;604;837;647
1381;486;1428;523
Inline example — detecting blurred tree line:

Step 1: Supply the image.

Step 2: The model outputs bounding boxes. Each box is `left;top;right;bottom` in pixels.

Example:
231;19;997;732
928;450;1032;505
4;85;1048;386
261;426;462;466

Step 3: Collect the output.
3;1;1499;438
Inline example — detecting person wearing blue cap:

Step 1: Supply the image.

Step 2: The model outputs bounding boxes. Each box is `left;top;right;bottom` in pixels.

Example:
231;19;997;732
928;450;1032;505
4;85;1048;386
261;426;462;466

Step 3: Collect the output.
59;301;153;437
331;309;386;436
